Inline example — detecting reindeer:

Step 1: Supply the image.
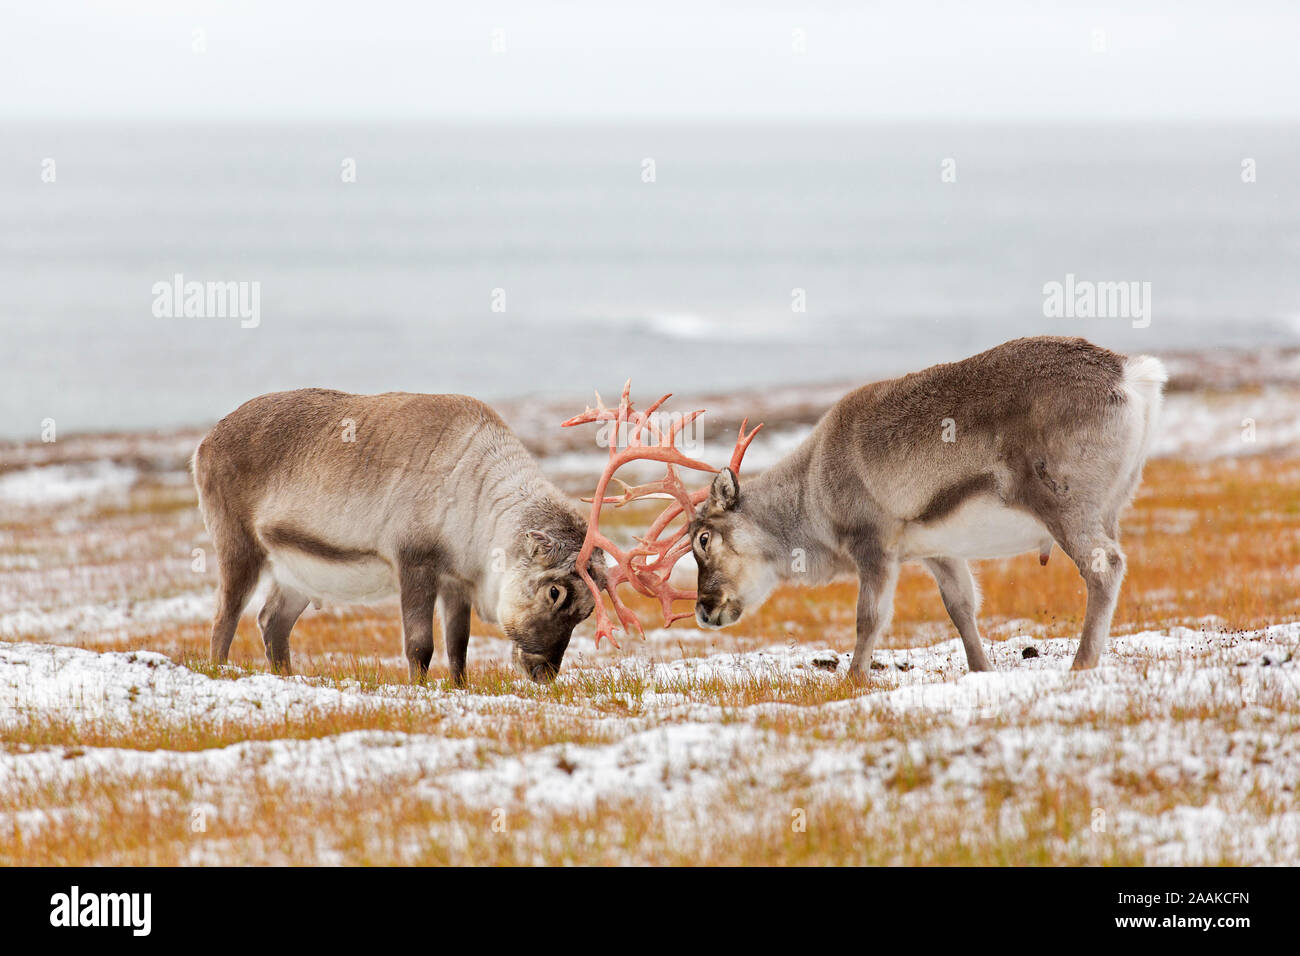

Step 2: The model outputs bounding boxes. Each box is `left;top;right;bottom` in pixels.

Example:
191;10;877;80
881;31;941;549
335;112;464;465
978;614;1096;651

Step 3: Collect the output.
687;337;1167;679
191;389;603;683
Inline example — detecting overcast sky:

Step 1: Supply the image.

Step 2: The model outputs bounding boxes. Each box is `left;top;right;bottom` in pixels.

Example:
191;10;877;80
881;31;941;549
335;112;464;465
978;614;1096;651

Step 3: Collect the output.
2;1;1297;121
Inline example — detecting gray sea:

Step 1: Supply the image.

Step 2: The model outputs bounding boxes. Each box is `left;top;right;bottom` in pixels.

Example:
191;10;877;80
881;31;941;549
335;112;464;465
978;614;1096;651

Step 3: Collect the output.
2;121;1298;439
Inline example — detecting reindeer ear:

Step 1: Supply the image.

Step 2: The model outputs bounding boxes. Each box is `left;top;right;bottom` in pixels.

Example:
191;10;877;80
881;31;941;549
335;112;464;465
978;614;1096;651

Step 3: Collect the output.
709;468;739;511
525;529;565;564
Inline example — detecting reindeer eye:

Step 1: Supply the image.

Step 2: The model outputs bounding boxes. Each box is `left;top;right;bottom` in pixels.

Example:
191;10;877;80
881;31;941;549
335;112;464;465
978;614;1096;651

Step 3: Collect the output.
697;531;711;550
548;585;564;605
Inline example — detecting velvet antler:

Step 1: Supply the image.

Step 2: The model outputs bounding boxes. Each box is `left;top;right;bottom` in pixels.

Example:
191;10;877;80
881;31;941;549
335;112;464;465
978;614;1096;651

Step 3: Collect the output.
562;381;762;648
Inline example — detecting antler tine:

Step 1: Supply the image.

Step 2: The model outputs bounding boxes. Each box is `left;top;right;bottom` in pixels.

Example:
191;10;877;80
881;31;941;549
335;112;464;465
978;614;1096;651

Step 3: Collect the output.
560;396;605;428
729;418;764;472
634;392;675;445
559;384;626;429
640;485;709;543
666;408;706;446
564;383;764;648
585;475;683;508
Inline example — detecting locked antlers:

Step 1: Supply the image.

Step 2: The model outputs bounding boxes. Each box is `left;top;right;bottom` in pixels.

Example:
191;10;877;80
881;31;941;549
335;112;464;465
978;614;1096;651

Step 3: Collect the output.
562;381;762;648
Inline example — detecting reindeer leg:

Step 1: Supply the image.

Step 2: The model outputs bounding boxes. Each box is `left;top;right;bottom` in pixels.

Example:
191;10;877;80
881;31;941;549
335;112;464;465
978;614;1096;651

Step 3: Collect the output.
439;591;472;686
257;581;310;674
1055;523;1125;670
924;557;993;672
847;540;900;685
209;523;264;664
398;555;440;683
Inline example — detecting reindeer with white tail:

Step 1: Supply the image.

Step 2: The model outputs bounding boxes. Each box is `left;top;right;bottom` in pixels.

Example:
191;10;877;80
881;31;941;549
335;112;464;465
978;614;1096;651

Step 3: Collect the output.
573;336;1166;682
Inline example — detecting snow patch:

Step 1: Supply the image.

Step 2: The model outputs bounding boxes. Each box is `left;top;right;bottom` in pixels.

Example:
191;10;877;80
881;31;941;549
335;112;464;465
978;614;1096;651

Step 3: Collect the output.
0;641;397;728
0;461;138;507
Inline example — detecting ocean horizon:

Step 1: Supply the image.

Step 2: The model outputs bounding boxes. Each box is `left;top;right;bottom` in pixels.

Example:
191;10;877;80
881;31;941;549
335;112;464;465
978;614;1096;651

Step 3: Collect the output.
4;120;1298;439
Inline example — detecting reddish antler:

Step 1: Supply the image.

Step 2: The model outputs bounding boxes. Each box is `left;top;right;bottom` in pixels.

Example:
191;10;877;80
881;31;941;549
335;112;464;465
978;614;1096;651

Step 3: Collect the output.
562;381;762;648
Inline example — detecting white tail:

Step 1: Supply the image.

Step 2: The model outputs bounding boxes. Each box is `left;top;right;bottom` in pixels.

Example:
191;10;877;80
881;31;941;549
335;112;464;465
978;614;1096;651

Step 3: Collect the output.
1122;355;1168;468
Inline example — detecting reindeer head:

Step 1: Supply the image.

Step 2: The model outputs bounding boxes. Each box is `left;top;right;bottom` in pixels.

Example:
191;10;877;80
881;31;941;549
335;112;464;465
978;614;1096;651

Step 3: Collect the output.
689;467;780;629
497;515;605;682
563;383;762;648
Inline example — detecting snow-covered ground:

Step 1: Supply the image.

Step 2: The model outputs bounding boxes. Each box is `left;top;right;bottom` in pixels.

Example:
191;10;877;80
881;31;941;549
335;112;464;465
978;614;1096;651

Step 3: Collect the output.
2;624;1297;864
0;593;214;643
2;373;1299;863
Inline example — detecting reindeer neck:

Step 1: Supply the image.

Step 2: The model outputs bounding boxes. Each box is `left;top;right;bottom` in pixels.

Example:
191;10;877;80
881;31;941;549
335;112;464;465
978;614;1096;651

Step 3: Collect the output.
740;436;841;584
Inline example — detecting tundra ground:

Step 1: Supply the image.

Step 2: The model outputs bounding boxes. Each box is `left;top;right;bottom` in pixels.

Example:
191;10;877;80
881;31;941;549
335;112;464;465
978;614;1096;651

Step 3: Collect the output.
1;384;1298;865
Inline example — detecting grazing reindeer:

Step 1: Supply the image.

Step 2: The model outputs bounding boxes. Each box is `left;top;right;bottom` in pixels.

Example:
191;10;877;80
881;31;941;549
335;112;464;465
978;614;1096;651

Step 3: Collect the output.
689;337;1166;678
192;389;602;683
